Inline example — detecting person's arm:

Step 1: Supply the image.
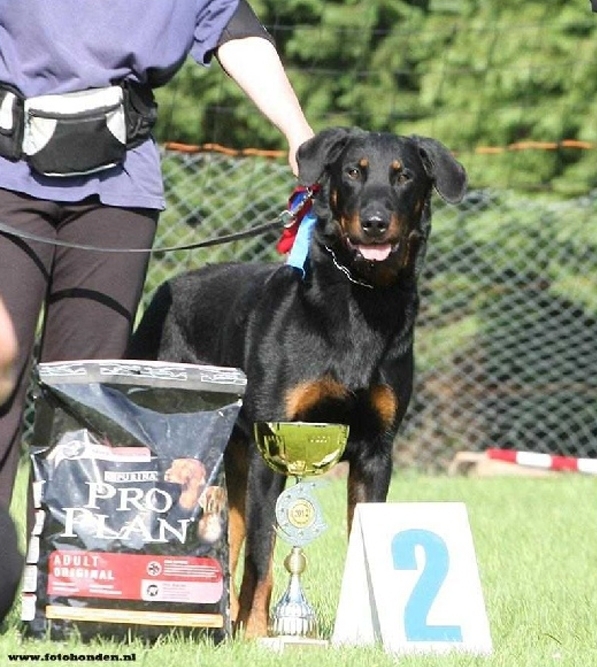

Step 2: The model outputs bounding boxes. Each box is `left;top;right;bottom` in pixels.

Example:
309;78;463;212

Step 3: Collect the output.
216;36;314;176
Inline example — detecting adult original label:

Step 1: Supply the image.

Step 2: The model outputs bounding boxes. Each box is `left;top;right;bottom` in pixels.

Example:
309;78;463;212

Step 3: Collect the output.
48;551;223;603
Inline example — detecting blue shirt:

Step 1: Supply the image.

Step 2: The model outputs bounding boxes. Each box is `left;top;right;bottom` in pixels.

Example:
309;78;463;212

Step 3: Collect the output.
0;0;239;209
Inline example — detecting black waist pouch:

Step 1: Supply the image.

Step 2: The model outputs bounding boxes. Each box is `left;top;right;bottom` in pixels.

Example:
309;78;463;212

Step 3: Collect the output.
0;81;157;177
123;80;158;150
0;85;25;161
23;86;129;177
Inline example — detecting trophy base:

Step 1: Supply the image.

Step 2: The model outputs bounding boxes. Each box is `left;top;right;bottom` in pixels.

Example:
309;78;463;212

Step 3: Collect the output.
259;636;330;652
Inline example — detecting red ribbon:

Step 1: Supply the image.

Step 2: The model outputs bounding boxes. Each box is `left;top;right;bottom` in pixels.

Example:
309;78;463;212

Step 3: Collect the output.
276;185;320;254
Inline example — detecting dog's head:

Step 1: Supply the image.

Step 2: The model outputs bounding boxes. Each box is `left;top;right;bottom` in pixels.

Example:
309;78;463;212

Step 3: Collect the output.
297;128;467;287
164;458;206;488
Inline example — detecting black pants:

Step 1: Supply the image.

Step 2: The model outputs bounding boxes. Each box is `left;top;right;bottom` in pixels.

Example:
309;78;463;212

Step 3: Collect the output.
0;504;23;623
0;188;158;512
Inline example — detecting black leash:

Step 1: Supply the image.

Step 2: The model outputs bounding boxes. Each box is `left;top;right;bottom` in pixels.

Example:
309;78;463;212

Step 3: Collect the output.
0;217;290;253
0;215;287;254
0;187;319;253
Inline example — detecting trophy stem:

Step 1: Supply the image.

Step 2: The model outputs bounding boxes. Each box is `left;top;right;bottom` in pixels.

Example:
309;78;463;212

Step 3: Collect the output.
269;546;318;639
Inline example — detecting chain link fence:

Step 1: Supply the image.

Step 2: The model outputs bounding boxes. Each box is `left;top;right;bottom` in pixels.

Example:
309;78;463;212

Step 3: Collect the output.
23;147;597;470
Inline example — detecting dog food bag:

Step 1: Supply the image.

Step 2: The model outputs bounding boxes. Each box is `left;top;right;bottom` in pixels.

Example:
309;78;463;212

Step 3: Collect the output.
22;360;246;642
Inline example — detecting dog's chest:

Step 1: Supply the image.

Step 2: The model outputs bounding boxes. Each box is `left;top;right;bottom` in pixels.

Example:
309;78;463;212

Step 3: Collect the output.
249;280;414;433
280;319;405;433
283;371;399;434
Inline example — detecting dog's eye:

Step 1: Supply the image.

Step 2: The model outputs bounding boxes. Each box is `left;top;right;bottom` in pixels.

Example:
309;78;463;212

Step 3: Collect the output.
346;167;361;180
394;170;412;185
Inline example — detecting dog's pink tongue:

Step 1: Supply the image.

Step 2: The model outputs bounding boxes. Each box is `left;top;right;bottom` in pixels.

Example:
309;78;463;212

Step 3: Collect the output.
358;244;392;261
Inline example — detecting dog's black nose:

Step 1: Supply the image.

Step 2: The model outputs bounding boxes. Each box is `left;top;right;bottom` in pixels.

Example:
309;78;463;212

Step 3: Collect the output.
361;215;389;238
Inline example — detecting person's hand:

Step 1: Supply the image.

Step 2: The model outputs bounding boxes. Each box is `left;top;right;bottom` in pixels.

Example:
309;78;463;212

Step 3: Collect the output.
287;127;315;177
0;298;17;405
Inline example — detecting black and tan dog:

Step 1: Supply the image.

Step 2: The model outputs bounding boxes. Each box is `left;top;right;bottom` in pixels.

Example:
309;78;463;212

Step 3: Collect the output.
129;127;467;637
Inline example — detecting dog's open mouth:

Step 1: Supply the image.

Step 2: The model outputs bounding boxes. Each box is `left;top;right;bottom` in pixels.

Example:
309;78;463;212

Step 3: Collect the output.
347;241;399;262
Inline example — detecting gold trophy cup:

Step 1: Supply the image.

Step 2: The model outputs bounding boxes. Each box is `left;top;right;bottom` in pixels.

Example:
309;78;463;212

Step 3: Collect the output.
254;421;349;648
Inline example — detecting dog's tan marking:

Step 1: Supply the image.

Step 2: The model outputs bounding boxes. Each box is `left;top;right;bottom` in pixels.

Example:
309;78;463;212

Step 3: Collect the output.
330;188;338;210
228;505;244;623
403;230;421;272
370;384;398;429
224;437;248;625
391;159;402;171
285;376;350;419
347;466;367;532
359;157;369;169
245;575;273;638
236;549;274;638
340;212;362;238
388;211;401;234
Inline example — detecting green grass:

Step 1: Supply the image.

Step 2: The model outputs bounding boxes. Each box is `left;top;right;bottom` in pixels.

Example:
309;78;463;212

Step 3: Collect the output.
2;467;596;666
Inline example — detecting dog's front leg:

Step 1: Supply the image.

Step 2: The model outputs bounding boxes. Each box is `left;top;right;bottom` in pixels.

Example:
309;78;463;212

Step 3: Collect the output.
236;451;285;638
224;434;249;627
347;443;393;533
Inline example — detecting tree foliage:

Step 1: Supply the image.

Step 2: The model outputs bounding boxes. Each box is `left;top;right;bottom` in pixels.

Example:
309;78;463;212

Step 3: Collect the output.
154;0;597;194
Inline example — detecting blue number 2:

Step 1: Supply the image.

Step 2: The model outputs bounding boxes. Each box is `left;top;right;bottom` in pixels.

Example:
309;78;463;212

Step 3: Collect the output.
391;529;463;642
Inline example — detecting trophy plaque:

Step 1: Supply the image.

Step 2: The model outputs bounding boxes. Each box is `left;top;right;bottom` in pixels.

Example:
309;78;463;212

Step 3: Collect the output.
254;421;349;648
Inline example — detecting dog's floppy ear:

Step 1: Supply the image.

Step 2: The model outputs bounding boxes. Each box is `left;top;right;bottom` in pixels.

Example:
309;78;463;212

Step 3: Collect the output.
413;136;467;204
297;127;366;185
